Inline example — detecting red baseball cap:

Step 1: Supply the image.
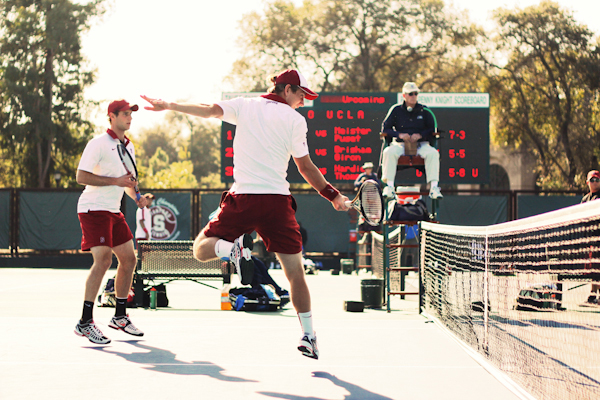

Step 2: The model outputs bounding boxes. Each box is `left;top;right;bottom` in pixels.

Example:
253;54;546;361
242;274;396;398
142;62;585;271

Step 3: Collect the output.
275;69;318;100
108;99;139;115
587;170;600;181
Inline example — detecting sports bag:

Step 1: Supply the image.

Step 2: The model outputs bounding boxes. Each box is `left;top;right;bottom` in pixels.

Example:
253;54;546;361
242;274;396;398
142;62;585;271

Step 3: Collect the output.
389;199;431;222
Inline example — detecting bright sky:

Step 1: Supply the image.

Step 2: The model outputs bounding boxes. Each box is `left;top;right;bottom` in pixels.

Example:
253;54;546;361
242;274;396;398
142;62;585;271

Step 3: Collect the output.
79;0;600;134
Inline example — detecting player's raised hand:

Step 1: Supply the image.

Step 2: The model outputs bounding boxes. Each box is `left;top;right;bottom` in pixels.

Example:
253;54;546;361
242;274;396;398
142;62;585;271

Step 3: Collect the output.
141;95;170;112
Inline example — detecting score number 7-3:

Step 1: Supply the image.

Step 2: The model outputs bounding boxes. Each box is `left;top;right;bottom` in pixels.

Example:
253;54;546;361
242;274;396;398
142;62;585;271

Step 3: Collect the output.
448;129;466;159
449;130;466;140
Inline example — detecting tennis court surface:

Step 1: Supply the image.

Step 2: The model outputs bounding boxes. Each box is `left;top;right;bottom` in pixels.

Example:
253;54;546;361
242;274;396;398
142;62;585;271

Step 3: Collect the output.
0;267;522;400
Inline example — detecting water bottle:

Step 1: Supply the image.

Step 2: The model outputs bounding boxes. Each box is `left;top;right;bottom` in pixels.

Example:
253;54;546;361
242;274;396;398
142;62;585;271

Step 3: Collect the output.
221;284;232;310
150;287;157;310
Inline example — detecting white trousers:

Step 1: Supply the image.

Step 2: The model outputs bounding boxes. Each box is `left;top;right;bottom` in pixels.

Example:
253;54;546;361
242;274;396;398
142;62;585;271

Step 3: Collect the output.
381;141;440;184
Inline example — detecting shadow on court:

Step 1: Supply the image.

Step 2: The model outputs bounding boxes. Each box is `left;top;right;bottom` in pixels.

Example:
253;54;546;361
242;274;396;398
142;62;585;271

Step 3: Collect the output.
259;371;394;400
85;340;256;382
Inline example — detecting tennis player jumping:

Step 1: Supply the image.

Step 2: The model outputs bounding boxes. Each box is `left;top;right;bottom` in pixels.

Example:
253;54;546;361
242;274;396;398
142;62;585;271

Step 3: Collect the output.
74;100;149;344
142;69;349;359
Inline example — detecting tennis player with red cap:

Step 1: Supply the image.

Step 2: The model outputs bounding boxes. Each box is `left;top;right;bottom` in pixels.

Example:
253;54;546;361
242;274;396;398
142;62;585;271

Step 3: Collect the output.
142;69;349;359
74;99;149;344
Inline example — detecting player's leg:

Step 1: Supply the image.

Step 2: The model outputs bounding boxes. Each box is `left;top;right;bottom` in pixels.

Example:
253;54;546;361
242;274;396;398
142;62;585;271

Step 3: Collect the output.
108;239;144;336
193;230;219;261
277;251;319;359
75;245;113;344
276;252;310;312
194;230;254;285
111;239;136;299
381;142;404;197
84;246;114;303
195;194;255;284
107;214;143;337
418;142;442;199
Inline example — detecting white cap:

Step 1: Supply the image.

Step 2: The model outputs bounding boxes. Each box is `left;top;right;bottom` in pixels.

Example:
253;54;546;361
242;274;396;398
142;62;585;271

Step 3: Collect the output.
402;82;420;94
362;162;374;169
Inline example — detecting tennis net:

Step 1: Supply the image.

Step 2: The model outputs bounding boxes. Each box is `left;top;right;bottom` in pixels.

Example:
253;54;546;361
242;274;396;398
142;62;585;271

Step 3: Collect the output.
420;200;600;400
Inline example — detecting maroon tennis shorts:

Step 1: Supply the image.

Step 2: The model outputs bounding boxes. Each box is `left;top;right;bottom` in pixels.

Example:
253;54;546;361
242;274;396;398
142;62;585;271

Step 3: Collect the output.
78;211;134;251
204;193;303;254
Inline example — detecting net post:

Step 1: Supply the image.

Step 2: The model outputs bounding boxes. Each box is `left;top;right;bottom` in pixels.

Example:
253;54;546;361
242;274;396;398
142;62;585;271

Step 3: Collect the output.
384;198;391;313
418;222;424;314
399;224;406;299
134;241;145;308
483;233;489;354
224;261;232;284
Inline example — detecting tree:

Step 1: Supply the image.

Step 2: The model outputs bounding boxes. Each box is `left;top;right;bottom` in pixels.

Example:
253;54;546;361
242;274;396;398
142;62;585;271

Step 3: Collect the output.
227;0;482;93
0;0;105;188
133;110;222;188
485;1;600;189
167;112;221;185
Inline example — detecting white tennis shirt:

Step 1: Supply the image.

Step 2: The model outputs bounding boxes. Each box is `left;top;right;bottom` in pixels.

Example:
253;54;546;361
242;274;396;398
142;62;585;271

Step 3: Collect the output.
77;131;136;213
217;94;310;195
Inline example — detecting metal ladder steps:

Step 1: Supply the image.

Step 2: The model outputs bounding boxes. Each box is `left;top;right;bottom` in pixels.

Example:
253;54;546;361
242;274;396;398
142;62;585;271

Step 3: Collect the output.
387;267;418;272
388;291;419;296
386;244;419;249
385;220;419;226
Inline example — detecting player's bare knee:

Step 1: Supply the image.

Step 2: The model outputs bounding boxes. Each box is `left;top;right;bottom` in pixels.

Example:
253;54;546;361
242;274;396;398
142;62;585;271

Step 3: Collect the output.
120;256;137;273
90;257;112;274
193;239;206;261
193;233;216;261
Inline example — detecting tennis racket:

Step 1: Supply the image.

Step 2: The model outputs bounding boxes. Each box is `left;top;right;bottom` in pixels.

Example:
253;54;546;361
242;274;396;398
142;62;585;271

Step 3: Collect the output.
116;143;141;201
345;179;383;226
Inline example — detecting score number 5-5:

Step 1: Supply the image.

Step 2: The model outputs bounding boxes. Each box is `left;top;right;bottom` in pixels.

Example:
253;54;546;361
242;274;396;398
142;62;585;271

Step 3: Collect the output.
448;129;466;159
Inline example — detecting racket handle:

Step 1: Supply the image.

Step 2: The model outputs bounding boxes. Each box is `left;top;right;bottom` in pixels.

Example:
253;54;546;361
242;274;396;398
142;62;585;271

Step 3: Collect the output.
344;201;351;207
136;192;141;201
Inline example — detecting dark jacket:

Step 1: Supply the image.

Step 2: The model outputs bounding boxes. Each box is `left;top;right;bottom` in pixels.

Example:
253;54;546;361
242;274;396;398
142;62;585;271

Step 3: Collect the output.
381;102;435;143
581;191;600;203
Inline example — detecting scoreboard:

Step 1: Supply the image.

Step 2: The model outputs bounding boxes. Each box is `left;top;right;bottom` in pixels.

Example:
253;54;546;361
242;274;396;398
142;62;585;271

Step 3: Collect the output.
220;92;489;185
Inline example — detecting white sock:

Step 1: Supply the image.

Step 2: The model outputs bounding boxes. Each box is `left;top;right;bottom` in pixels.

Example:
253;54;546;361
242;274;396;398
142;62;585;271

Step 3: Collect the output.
214;239;234;261
298;311;314;336
431;181;439;188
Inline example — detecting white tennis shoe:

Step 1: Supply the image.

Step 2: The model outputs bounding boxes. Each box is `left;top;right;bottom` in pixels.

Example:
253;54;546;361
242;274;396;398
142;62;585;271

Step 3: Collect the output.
75;320;111;344
429;186;443;199
382;186;398;200
109;315;144;336
298;333;319;359
230;233;254;285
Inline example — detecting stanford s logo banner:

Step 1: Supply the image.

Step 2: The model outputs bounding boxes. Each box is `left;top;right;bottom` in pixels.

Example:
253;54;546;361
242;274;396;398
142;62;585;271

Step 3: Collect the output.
150;198;180;240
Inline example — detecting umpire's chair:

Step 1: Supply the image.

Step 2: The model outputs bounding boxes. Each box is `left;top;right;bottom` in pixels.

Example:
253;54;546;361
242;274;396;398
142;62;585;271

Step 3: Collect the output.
377;108;442;220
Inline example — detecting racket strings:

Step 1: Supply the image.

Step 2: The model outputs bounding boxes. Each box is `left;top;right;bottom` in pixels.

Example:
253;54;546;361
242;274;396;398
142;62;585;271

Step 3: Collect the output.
362;184;382;223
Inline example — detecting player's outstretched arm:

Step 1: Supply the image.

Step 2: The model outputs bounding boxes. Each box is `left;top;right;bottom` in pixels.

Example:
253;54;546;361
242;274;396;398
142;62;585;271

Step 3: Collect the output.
294;154;349;211
140;95;223;119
